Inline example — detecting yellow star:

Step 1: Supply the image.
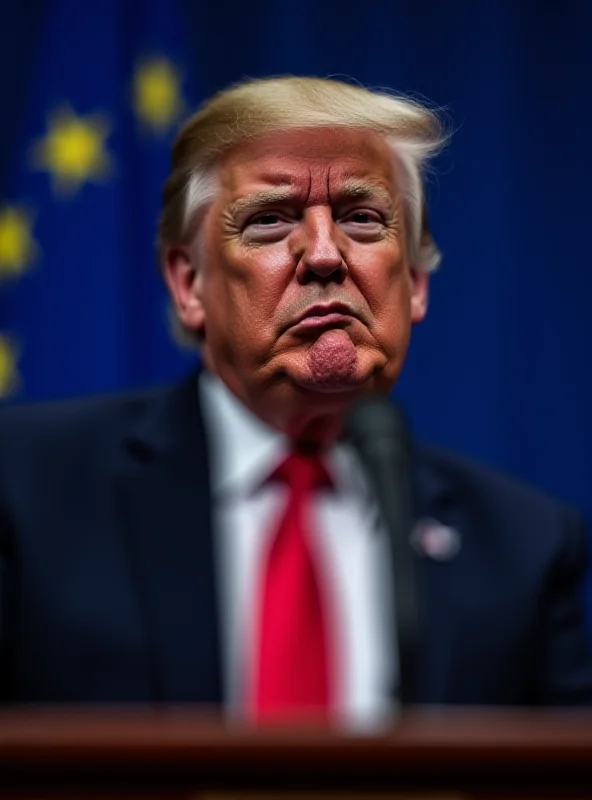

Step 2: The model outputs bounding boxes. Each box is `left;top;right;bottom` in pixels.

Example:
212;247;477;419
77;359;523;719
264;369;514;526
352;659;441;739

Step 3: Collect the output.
0;335;20;398
133;57;184;134
30;105;112;196
0;206;37;280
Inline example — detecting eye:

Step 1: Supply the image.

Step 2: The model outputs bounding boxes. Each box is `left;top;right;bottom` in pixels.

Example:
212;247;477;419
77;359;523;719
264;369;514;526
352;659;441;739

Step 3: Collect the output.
345;210;382;224
339;208;386;241
247;212;284;226
241;211;295;243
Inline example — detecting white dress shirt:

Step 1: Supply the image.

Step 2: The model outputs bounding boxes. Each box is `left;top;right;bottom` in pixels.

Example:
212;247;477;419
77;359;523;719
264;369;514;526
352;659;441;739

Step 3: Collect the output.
199;372;397;726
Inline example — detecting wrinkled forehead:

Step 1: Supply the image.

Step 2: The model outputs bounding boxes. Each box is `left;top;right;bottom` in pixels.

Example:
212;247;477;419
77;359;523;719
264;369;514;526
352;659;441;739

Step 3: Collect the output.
214;127;399;201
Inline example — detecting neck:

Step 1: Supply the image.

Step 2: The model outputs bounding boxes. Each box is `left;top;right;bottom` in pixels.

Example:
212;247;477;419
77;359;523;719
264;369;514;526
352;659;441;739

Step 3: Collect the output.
284;411;343;449
207;369;362;448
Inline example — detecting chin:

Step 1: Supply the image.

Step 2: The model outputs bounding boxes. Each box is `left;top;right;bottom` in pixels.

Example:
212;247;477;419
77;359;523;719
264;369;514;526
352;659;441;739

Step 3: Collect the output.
287;349;390;394
286;365;376;407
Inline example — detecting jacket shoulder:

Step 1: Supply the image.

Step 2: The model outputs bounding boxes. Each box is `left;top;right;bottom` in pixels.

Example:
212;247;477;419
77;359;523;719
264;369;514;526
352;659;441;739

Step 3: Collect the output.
417;442;583;524
0;386;168;463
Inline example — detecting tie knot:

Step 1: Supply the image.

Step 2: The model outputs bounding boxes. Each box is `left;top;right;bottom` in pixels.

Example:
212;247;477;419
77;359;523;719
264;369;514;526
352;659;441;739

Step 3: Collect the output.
269;450;333;495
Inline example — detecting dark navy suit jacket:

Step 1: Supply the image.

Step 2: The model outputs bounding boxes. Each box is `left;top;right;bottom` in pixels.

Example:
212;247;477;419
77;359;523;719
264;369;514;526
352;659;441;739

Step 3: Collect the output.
1;370;592;706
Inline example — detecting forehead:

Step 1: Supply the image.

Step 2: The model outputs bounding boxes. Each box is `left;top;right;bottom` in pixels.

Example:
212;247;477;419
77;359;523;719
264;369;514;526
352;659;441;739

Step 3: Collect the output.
215;127;398;198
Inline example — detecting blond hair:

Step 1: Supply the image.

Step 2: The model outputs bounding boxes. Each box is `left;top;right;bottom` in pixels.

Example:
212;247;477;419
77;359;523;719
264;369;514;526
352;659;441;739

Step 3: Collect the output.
157;76;448;342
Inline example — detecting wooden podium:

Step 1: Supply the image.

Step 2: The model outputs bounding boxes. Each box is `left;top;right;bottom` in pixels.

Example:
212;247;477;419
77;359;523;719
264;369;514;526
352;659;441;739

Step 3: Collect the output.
0;709;592;799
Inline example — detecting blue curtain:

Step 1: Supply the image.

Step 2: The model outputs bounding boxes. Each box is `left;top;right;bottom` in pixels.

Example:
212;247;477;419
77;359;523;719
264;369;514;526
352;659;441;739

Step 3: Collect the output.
1;1;591;611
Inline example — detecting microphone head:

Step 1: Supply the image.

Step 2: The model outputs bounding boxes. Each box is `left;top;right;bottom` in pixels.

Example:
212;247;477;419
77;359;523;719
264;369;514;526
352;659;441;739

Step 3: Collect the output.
342;395;410;457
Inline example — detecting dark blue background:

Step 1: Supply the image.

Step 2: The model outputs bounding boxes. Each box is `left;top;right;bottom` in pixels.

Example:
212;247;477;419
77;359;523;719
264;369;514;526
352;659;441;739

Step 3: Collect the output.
1;0;591;611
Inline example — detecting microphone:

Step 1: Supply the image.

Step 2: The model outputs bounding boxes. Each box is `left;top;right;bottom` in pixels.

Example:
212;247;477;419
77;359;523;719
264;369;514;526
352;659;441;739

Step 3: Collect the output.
342;396;419;705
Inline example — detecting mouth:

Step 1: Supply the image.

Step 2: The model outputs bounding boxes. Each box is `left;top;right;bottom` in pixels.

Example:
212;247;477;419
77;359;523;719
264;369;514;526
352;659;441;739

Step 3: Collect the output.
292;302;358;330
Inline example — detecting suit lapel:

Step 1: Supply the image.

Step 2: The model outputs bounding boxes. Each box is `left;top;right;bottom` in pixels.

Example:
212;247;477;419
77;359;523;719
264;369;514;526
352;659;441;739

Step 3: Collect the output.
411;445;473;704
117;370;223;705
116;374;470;707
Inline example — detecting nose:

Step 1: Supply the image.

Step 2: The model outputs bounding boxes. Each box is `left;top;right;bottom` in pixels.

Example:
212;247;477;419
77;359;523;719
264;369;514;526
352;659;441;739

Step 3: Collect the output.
294;208;347;285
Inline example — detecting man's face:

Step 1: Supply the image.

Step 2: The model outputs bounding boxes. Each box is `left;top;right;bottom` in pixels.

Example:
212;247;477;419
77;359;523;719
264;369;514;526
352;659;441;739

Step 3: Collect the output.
166;127;427;439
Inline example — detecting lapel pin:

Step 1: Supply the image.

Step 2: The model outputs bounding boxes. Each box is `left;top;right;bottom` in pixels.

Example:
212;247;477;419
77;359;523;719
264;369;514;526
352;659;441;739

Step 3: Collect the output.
411;517;461;561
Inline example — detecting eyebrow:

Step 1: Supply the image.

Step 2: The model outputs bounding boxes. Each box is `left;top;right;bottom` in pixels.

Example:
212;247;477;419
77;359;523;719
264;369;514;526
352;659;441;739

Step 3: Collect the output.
228;189;298;218
339;179;397;213
228;181;397;218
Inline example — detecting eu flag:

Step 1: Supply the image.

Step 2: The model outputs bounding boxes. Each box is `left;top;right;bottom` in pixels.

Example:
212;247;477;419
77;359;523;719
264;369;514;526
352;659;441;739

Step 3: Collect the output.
0;0;198;401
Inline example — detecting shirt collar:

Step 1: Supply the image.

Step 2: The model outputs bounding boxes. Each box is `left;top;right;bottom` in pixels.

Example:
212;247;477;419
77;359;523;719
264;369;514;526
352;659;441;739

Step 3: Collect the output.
198;370;374;506
198;371;286;496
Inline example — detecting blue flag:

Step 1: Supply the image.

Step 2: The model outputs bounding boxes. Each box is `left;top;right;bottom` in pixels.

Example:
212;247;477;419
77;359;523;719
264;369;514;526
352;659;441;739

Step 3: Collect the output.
0;0;198;401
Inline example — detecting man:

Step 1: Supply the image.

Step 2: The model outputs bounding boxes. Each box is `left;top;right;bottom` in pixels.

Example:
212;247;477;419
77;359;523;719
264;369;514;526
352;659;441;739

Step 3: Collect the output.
1;77;591;719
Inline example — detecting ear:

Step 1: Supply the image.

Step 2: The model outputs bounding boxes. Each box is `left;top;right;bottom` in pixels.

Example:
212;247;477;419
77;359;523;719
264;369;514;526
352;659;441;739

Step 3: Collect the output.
163;246;205;336
410;269;429;323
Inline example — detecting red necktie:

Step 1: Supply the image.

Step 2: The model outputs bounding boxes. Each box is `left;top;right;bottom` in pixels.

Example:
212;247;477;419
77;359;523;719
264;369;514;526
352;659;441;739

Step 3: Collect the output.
252;450;333;720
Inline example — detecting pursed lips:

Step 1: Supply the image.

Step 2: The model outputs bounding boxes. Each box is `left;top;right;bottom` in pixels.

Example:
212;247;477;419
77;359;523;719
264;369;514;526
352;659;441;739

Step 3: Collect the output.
291;302;358;330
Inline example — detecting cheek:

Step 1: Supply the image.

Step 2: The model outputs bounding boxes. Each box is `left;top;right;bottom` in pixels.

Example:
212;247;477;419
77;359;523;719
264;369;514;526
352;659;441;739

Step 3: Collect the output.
354;246;413;346
204;246;289;333
378;287;412;346
353;241;407;308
